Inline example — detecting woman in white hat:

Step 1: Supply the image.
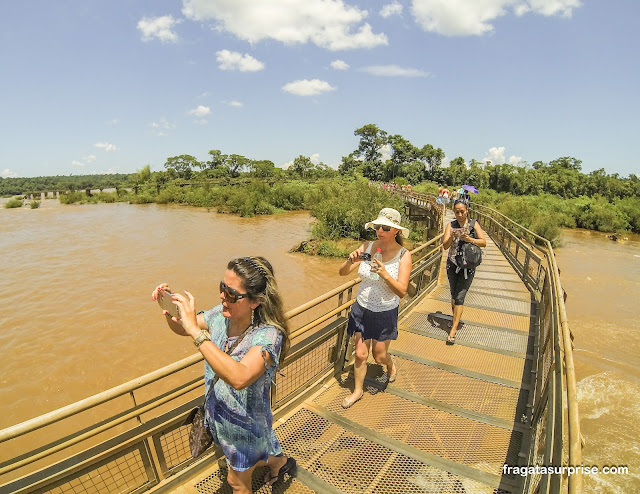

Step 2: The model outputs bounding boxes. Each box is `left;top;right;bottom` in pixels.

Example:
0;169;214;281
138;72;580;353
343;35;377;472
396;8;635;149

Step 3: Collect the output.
338;208;412;408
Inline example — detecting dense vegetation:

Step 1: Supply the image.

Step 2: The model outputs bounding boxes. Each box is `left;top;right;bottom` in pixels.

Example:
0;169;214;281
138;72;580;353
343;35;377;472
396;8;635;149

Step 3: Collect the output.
4;123;639;247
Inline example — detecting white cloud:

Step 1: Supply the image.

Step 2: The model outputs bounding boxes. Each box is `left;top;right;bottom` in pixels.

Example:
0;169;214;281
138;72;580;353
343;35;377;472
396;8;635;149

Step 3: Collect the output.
149;117;176;136
216;50;265;72
224;100;244;107
105;118;119;126
330;59;350;70
188;105;211;117
137;15;181;43
282;79;337;96
71;154;97;168
380;144;392;162
310;153;321;164
2;168;19;178
360;65;428;77
483;146;524;166
441;156;451;168
410;0;581;36
281;160;293;170
182;0;388;50
95;142;118;152
380;1;403;18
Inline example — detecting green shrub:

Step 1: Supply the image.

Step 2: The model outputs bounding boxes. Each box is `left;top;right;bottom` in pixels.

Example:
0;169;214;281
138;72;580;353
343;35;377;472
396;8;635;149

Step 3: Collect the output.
310;179;406;239
59;191;86;204
5;198;23;208
30;200;40;209
572;195;629;232
615;197;640;233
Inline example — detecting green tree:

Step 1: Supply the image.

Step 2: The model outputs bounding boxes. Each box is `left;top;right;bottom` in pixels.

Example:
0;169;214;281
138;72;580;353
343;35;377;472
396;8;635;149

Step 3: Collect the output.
164;155;200;179
250;160;275;178
225;154;250;178
289;155;314;179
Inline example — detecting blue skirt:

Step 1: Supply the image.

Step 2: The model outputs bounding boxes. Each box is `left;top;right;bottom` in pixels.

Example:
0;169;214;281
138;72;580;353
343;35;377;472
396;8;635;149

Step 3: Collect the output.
347;300;398;341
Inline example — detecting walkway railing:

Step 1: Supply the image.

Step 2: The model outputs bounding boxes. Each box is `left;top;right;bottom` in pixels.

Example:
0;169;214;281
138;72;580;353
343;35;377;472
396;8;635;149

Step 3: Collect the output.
468;202;582;494
0;194;581;494
0;227;444;494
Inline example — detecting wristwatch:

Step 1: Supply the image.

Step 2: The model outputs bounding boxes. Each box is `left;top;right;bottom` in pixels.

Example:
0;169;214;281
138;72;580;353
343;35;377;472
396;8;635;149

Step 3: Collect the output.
192;330;211;348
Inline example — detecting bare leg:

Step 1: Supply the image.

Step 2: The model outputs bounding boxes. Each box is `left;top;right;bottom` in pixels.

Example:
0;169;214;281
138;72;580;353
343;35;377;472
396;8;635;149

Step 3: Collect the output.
449;304;465;341
372;339;394;376
344;333;370;405
227;464;255;494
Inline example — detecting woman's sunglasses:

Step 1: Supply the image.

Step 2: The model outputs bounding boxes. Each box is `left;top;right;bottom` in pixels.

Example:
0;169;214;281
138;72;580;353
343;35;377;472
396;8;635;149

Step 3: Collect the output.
373;224;392;231
219;281;248;303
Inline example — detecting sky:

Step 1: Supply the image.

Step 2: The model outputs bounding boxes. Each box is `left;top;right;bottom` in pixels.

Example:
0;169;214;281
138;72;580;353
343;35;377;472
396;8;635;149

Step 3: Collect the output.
1;0;638;179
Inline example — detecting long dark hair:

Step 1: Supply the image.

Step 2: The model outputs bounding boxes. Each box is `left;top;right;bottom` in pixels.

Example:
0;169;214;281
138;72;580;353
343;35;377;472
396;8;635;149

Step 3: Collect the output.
227;256;290;361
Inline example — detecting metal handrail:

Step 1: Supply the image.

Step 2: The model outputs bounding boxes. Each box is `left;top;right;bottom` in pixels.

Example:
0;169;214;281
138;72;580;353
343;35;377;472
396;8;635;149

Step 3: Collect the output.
467;200;582;494
0;229;444;449
0;193;579;494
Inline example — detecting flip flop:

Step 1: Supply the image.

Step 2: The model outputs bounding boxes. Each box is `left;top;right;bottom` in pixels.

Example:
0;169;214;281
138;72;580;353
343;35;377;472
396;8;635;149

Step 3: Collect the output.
446;336;456;345
264;457;297;486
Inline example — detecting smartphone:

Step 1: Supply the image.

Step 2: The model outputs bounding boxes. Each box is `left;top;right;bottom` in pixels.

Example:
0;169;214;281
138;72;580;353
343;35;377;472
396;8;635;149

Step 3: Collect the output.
158;289;180;319
358;252;372;261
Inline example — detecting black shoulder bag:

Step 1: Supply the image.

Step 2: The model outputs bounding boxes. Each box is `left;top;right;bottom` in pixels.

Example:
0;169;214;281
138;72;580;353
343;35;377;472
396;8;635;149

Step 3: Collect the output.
185;326;253;458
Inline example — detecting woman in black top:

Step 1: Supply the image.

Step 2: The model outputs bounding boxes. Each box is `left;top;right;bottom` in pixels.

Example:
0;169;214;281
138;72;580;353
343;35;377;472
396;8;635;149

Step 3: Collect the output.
442;200;487;344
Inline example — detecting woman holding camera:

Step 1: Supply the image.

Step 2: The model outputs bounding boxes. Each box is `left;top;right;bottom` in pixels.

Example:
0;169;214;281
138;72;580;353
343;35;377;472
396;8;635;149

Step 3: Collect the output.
338;208;412;408
442;200;487;344
152;256;295;493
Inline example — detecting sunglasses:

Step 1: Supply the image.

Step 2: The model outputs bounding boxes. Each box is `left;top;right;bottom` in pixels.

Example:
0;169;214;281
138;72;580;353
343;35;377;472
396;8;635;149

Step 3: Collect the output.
219;281;248;303
373;224;392;232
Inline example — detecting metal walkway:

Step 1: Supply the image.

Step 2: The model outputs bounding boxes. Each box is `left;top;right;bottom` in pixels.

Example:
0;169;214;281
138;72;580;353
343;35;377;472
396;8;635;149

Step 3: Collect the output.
174;217;536;494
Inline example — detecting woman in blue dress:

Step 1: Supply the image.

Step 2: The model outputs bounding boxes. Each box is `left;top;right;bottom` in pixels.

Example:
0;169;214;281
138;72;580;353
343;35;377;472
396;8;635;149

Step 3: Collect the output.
153;256;295;493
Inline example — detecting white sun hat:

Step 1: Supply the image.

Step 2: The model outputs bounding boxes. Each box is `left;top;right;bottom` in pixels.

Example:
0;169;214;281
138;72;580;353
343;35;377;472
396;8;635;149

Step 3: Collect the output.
365;207;409;236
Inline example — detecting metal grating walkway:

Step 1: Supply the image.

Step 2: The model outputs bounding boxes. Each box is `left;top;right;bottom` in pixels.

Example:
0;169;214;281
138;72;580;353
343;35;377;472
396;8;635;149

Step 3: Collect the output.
178;213;535;494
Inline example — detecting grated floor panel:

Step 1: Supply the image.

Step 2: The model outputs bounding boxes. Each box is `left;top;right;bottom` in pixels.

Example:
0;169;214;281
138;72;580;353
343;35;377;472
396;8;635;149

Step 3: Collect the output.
429;286;531;315
412;298;531;332
313;384;523;477
276;408;513;494
399;311;530;355
392;328;527;383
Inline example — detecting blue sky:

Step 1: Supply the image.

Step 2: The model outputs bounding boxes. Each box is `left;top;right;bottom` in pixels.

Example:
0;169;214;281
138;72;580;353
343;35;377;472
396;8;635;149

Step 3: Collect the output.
1;0;638;178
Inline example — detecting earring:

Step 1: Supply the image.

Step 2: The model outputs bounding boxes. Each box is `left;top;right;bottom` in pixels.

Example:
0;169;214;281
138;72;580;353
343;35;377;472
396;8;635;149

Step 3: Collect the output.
251;308;256;327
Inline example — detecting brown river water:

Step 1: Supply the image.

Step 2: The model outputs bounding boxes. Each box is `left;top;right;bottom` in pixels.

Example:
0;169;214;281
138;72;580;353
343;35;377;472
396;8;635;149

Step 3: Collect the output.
1;200;638;492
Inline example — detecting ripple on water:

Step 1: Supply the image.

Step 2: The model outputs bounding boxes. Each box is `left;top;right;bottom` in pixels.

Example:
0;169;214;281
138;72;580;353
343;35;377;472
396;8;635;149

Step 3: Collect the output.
577;372;640;492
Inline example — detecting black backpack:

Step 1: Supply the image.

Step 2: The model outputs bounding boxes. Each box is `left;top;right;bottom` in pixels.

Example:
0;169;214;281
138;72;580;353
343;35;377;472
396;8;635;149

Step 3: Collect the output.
453;219;482;270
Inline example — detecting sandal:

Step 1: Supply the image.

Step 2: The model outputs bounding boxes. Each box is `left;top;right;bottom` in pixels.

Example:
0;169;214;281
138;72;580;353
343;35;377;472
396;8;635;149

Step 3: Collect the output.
341;391;364;409
264;457;297;486
446;336;456;345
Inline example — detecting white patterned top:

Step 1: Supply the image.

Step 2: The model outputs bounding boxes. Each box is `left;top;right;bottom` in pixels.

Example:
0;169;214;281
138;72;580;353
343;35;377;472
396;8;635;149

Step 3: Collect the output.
356;242;407;312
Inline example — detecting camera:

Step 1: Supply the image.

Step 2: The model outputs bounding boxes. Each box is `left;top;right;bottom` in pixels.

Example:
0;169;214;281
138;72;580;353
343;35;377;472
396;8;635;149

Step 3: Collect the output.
358;252;372;261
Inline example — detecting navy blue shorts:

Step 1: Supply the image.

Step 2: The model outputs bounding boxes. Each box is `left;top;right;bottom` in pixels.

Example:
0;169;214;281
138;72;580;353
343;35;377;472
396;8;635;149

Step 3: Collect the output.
347;300;398;341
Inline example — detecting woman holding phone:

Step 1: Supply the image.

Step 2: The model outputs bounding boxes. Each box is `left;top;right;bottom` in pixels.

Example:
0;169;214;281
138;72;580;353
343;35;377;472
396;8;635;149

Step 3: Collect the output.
338;208;412;408
152;256;295;493
442;200;487;344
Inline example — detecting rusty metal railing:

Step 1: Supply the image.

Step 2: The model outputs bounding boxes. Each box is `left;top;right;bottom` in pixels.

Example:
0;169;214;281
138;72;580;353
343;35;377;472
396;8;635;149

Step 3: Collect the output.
468;202;582;494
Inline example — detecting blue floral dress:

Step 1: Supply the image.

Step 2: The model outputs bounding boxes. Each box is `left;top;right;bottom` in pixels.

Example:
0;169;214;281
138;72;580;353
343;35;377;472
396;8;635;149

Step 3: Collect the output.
202;305;284;471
